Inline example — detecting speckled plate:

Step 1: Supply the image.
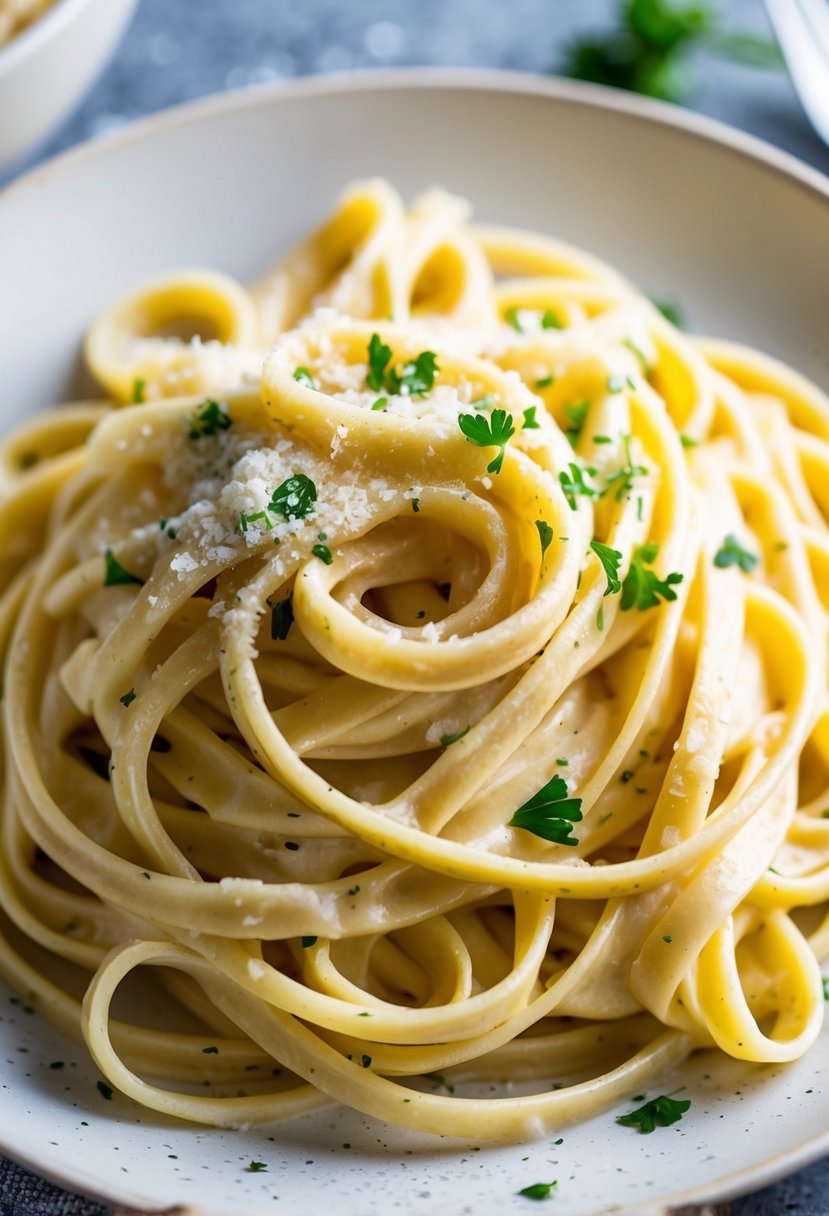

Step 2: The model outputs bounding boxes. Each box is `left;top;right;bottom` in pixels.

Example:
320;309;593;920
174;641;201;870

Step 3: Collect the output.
0;70;828;1216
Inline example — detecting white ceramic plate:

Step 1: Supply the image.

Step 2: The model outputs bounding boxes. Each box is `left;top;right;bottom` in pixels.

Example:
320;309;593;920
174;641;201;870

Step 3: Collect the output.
0;71;828;1216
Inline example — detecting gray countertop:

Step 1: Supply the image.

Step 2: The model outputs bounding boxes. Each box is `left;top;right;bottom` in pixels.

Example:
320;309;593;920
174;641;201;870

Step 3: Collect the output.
3;1;829;1213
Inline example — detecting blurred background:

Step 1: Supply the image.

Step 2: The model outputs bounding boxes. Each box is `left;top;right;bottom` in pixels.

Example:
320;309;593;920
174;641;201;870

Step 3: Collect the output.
5;0;829;181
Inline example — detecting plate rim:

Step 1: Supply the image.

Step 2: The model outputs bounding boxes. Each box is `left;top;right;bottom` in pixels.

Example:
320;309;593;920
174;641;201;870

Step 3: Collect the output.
1;66;828;210
1;64;828;1215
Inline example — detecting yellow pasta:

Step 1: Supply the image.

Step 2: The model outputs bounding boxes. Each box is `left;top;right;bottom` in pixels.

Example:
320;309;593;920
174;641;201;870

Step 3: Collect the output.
1;179;827;1141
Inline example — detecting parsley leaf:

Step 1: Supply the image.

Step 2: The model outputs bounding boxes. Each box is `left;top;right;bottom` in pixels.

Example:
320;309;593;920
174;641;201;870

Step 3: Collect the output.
388;350;439;397
366;333;393;391
371;396;388;411
561;0;781;105
603;435;647;501
620;543;683;611
312;542;333;565
541;310;562;330
590;539;622;595
559;462;597;510
652;298;686;328
131;377;146;404
523;405;540;429
458;409;516;474
188;398;232;439
271;597;293;641
564;400;590;444
119;688;136;708
509;774;583;846
505;306;526;331
518;1181;557;1200
617;1093;691;1134
246;1161;268;1172
293;366;318;390
269;474;317;520
441;725;471;747
104;549;144;587
536;520;554;555
713;533;758;573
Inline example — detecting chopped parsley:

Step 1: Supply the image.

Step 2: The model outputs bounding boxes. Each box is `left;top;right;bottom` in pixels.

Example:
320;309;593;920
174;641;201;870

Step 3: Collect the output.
536;520;554;555
366;333;393;391
679;433;699;448
534;374;554;390
822;977;829;1001
458;408;516;474
103;549;144;587
202;1045;219;1054
523;405;540;429
542;309;563;330
559;462;597;510
312;542;333;565
505;306;526;332
441;725;471;747
131;377;146;404
187;398;231;439
652;298;686;328
96;1080;113;1100
386;350;439;397
620;543;683;611
246;1161;268;1172
604;435;647;500
371;396;388;411
301;936;318;948
269;474;317;520
617;1093;691;1133
713;533;759;573
411;497;420;513
119;688;136;708
509;774;583;847
271;597;293;641
293;366;318;390
590;539;623;595
518;1181;557;1200
564;400;590;443
239;509;272;533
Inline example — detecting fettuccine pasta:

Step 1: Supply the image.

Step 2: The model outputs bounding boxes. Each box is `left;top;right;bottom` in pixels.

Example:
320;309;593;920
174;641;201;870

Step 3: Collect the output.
1;179;827;1141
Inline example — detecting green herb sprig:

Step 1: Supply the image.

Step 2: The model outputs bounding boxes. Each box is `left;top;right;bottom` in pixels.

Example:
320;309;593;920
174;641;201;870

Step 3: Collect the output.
590;540;623;595
561;0;783;104
617;1093;691;1133
713;534;759;573
509;774;583;846
458;409;516;474
187;398;231;440
620;543;683;610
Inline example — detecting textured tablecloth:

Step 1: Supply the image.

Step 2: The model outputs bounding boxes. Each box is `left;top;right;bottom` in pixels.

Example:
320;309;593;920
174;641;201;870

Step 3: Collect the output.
3;0;829;1211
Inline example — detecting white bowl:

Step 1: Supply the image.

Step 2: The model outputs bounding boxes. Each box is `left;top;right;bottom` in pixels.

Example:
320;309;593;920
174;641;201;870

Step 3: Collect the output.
0;0;139;175
0;71;828;1216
